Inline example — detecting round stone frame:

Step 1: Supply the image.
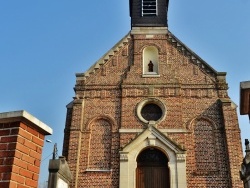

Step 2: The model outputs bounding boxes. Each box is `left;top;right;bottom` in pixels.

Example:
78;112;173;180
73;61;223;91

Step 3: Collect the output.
136;98;166;124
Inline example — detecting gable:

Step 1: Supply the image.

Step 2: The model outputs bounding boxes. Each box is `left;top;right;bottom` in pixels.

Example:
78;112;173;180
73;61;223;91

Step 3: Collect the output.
121;125;185;155
75;30;222;90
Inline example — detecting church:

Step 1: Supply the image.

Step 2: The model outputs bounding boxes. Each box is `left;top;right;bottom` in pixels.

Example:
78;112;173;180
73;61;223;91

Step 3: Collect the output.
62;0;243;187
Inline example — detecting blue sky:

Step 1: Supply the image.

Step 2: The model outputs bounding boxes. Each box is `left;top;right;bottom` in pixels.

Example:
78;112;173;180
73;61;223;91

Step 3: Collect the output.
0;0;249;185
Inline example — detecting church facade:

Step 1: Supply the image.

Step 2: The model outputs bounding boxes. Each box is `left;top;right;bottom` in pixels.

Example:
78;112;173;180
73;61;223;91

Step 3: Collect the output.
63;0;243;187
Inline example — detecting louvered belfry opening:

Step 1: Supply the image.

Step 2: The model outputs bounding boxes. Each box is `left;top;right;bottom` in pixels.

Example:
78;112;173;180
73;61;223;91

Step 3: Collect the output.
136;148;170;188
142;0;157;16
130;0;169;27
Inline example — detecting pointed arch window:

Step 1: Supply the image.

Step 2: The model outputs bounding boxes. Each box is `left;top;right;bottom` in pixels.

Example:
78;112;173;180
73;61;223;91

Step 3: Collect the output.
142;0;157;16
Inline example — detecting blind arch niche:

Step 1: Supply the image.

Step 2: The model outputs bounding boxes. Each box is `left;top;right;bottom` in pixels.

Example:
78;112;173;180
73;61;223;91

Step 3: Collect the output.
143;46;159;75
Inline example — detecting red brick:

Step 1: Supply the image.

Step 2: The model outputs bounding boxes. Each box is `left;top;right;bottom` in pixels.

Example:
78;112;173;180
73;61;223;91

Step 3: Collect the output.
14;150;23;159
29;150;40;160
0;143;8;150
17;136;25;145
10;128;19;135
11;173;25;184
9;181;18;188
32;173;39;181
27;164;39;174
39;133;45;140
26;126;39;137
34;159;40;167
19;122;27;130
21;154;35;165
1;135;17;143
0;166;12;173
8;143;17;150
19;168;33;179
0;151;15;158
32;136;43;147
2;172;11;180
25;178;37;187
17;185;29;188
11;165;20;174
15;142;29;155
4;157;15;165
18;128;32;140
36;146;42;154
0;129;10;136
0;182;10;188
23;140;36;151
13;158;27;169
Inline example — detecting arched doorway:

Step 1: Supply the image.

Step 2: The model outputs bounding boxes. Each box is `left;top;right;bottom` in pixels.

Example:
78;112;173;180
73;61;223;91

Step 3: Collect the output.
136;148;170;188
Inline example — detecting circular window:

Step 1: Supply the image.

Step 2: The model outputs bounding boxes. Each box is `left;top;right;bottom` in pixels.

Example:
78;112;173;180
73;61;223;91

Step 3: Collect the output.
141;103;162;121
136;98;166;124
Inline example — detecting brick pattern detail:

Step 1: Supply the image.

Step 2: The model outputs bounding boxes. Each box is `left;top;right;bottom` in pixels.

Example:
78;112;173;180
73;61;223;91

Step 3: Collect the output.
0;122;45;188
88;119;111;170
193;119;217;172
63;33;243;187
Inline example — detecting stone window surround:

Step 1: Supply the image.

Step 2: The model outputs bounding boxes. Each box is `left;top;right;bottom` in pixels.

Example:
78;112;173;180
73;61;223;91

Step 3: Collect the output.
136;98;166;124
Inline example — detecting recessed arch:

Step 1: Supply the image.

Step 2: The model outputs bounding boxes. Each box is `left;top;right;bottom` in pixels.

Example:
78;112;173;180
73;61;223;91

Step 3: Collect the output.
86;115;116;132
143;46;159;75
191;117;218;174
139;43;161;53
187;116;218;130
87;118;112;170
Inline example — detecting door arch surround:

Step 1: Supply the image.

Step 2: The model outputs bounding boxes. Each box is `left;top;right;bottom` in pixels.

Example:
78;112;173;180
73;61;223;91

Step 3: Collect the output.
136;147;170;188
119;126;187;188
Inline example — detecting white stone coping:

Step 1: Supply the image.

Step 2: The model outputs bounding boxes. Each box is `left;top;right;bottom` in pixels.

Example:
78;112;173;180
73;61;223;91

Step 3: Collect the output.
241;81;250;89
142;74;160;78
0;110;53;135
131;27;168;35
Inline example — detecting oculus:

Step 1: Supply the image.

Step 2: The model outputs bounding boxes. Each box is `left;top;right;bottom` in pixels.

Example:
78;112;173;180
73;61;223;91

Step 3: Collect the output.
137;98;166;124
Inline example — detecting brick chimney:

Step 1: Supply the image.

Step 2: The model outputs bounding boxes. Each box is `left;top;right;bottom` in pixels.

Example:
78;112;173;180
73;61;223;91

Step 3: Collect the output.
0;110;52;188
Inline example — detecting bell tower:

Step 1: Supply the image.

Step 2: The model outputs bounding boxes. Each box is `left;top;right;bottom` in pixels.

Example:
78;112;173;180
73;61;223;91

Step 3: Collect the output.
129;0;169;28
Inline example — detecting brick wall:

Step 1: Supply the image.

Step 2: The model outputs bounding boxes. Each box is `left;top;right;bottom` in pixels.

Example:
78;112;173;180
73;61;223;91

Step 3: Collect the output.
0;111;52;188
63;31;243;187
